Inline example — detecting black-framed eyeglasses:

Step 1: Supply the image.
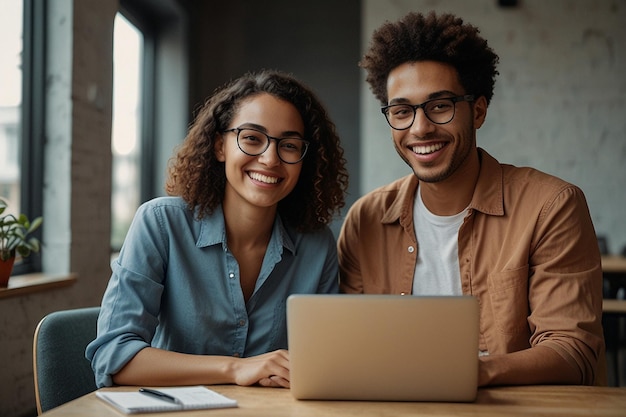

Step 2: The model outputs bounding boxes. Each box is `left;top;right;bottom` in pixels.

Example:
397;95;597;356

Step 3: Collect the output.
222;127;310;164
381;95;475;130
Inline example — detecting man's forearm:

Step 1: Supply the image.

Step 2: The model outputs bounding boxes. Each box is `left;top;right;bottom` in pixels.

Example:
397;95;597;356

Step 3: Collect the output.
478;345;581;386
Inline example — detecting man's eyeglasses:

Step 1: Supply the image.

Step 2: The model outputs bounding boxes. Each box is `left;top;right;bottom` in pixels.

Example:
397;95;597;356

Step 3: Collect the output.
222;127;310;164
381;95;475;130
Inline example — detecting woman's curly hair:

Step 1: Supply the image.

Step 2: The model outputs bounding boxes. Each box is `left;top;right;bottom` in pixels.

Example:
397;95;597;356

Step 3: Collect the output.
165;70;349;232
360;11;499;105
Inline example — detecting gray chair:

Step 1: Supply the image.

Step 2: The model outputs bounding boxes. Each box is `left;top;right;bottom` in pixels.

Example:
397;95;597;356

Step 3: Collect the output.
33;306;100;414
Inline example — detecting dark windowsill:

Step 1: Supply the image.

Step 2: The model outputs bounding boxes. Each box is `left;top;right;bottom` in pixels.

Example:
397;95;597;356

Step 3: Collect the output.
0;273;77;299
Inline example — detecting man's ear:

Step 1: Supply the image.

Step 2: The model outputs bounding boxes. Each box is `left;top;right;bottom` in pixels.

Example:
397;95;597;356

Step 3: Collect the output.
473;96;488;129
214;135;225;162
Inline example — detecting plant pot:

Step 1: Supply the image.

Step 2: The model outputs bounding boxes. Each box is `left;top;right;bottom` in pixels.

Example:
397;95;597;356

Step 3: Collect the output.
0;256;16;288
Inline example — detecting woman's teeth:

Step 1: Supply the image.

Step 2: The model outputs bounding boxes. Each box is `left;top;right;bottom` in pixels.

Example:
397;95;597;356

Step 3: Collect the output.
249;172;279;184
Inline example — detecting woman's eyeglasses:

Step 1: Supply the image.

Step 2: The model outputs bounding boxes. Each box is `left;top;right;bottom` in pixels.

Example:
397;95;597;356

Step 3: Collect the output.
222;127;309;164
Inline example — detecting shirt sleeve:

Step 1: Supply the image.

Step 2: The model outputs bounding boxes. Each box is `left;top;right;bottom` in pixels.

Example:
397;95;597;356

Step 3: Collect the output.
86;203;167;387
337;199;365;294
526;185;604;385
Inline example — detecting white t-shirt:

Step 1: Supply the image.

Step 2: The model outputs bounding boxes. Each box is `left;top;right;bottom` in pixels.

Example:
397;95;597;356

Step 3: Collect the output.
412;186;467;296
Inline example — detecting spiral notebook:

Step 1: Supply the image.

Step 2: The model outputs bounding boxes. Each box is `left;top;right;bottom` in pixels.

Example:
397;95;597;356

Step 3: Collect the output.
96;386;238;414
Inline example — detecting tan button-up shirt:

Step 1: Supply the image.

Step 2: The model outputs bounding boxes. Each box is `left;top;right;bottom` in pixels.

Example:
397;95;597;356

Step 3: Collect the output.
338;149;604;385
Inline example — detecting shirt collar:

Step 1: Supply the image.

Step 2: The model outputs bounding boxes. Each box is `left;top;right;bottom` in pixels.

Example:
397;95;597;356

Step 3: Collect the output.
381;148;505;225
380;175;418;226
196;204;297;254
468;148;504;216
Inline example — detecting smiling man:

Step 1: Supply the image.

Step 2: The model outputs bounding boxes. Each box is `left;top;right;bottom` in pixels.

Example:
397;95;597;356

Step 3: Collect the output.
337;11;605;387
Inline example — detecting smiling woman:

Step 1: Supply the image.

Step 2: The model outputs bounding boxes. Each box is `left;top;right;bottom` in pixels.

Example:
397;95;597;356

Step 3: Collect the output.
86;69;349;390
216;94;306;216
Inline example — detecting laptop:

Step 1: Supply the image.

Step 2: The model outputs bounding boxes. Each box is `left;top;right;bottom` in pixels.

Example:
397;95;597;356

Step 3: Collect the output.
287;294;479;402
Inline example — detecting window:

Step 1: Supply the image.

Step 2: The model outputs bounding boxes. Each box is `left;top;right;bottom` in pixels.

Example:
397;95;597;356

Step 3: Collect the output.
0;0;45;274
111;1;189;253
0;2;23;216
2;0;188;277
111;13;144;251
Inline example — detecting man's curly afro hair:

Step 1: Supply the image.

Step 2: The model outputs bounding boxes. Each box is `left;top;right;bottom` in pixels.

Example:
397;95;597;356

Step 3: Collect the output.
360;11;499;105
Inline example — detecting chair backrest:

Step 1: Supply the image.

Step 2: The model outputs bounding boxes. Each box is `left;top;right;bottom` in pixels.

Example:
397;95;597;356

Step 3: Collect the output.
33;306;100;414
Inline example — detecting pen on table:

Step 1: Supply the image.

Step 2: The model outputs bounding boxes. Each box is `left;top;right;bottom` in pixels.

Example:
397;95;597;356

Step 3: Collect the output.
138;388;182;404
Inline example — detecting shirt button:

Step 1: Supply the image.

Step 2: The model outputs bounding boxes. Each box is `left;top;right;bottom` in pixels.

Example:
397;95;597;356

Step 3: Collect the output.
232;352;241;358
408;246;415;253
229;273;235;279
239;319;246;327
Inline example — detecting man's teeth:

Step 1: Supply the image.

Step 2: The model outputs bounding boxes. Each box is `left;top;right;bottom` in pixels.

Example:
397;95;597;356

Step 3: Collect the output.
249;172;279;184
412;143;445;155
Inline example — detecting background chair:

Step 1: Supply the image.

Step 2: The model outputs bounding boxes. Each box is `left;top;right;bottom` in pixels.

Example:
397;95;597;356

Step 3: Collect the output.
33;306;100;414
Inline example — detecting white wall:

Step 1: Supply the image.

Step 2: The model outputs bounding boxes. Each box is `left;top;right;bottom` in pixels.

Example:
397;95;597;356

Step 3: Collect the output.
361;0;626;255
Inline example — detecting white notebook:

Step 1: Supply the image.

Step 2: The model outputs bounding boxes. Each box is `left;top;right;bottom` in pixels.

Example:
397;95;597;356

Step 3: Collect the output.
96;386;238;414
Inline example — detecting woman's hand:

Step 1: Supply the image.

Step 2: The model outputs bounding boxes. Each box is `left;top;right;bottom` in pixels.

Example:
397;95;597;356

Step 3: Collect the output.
112;347;291;388
232;349;290;388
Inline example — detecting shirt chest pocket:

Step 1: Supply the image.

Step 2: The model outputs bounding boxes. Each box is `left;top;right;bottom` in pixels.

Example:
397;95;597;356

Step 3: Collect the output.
487;265;530;335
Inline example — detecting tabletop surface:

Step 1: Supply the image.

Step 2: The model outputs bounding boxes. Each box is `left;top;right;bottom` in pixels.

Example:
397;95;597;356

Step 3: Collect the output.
603;298;626;314
39;384;626;417
602;255;626;274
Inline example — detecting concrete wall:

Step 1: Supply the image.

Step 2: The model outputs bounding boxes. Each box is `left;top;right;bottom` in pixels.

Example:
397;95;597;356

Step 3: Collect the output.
361;0;626;254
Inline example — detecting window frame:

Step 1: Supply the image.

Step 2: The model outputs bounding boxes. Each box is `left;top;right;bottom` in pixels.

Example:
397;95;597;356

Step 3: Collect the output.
15;0;46;275
112;0;189;253
110;4;158;252
118;0;158;202
117;3;157;205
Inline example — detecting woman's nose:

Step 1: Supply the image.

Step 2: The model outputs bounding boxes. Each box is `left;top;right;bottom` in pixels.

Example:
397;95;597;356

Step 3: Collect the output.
258;139;281;166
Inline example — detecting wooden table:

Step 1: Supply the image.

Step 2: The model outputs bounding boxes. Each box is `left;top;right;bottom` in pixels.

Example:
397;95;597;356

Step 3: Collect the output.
602;255;626;298
601;255;626;386
604;299;626;314
39;385;626;417
604;297;626;386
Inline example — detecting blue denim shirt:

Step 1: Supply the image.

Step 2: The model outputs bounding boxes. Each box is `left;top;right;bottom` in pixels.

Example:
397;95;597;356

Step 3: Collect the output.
86;196;339;387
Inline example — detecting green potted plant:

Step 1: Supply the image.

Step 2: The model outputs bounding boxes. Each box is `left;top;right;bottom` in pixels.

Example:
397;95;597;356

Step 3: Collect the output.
0;198;43;287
